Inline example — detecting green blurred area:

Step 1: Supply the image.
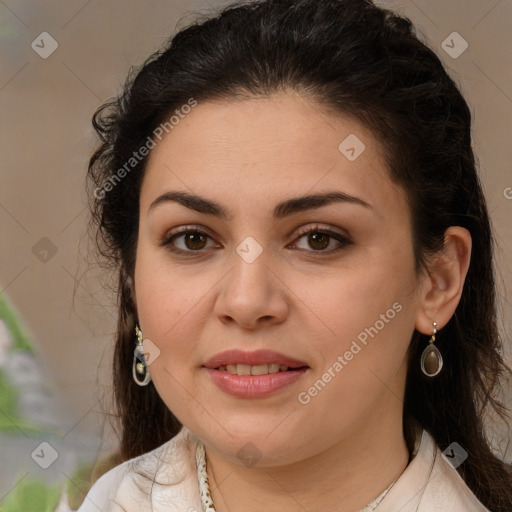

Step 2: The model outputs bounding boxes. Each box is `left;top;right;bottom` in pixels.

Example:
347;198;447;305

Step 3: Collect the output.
0;293;119;510
0;292;33;353
0;293;56;436
0;294;89;510
0;480;61;512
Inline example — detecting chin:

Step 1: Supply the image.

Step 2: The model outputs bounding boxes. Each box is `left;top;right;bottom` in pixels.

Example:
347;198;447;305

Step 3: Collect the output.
188;416;312;467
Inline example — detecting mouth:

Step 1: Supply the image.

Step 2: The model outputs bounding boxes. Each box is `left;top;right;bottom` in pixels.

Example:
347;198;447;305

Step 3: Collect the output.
215;363;307;375
202;348;309;370
202;349;310;398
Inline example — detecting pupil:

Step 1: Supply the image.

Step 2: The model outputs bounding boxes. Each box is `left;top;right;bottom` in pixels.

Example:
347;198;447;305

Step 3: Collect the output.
309;233;328;250
186;232;206;250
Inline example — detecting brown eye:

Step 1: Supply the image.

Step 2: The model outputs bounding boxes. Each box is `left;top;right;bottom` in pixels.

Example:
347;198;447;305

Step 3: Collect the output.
291;225;352;253
161;228;217;254
305;232;330;251
182;231;208;250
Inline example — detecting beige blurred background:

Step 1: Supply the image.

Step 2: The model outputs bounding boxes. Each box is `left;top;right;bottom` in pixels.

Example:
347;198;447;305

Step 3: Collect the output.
0;0;511;500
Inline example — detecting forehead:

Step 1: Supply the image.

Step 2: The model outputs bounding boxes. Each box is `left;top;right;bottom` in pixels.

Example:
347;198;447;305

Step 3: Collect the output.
140;92;405;219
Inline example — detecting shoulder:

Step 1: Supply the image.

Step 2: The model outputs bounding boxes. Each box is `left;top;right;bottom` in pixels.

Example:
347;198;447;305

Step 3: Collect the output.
378;426;490;512
76;426;202;512
419;437;490;511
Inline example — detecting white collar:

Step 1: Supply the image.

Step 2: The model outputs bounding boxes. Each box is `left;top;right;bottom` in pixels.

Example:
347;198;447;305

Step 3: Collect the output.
77;423;489;511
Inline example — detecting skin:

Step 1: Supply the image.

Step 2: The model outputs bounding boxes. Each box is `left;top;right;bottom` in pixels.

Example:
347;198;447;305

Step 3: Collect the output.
133;91;471;512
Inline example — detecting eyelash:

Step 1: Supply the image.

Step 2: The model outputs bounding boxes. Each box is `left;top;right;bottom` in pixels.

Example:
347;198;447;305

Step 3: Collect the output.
160;224;352;256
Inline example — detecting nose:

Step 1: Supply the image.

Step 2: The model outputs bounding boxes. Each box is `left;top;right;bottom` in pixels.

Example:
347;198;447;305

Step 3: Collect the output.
213;244;289;330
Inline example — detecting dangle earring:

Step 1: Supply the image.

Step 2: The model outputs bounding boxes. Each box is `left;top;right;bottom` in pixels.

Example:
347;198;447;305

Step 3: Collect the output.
420;321;443;377
133;325;152;386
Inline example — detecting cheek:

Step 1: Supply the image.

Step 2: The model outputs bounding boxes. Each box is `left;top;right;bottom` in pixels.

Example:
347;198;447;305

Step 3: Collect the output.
134;259;202;415
314;258;412;337
299;279;413;430
134;247;206;364
305;253;417;393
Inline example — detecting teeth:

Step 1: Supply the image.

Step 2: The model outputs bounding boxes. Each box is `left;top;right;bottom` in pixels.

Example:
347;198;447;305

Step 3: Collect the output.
251;364;268;375
226;364;237;374
237;364;251;376
220;363;289;375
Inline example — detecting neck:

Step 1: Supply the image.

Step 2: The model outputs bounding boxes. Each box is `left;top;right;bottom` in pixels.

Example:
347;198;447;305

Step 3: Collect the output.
206;403;411;512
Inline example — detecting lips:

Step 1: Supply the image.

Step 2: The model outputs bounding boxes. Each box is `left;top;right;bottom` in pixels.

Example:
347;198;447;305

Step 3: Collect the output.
202;349;309;398
202;349;308;370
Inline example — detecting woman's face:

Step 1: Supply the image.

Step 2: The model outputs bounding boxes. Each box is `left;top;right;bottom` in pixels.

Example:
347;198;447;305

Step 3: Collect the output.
134;91;425;466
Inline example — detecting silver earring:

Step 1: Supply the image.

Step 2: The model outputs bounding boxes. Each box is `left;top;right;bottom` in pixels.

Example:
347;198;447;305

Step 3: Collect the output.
133;325;151;386
420;321;443;377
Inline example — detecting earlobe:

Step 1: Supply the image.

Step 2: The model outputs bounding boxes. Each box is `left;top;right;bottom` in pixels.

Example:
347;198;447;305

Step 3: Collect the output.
415;226;472;334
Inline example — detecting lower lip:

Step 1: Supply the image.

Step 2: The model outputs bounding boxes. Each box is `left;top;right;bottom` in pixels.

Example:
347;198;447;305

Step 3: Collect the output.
204;368;308;398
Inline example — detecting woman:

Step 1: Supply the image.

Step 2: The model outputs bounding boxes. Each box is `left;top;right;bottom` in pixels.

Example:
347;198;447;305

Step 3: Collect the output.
78;0;512;510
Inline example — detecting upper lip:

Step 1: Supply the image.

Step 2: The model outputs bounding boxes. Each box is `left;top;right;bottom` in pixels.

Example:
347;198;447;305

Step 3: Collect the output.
203;349;309;369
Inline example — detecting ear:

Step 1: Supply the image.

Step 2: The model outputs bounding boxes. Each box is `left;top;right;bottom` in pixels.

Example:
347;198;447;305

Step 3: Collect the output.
125;273;138;311
415;226;472;334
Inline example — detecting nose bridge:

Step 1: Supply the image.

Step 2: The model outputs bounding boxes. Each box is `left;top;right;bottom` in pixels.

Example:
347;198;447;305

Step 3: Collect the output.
230;234;271;297
215;233;286;327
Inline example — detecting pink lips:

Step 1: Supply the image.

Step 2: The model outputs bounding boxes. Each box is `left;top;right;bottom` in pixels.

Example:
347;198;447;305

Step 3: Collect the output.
202;349;308;369
202;349;309;398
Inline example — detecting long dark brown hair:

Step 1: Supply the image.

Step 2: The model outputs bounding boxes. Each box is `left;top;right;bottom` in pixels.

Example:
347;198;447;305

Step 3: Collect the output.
86;0;512;509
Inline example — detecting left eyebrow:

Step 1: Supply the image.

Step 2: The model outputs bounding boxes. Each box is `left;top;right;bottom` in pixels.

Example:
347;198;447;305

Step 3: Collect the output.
148;190;375;220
